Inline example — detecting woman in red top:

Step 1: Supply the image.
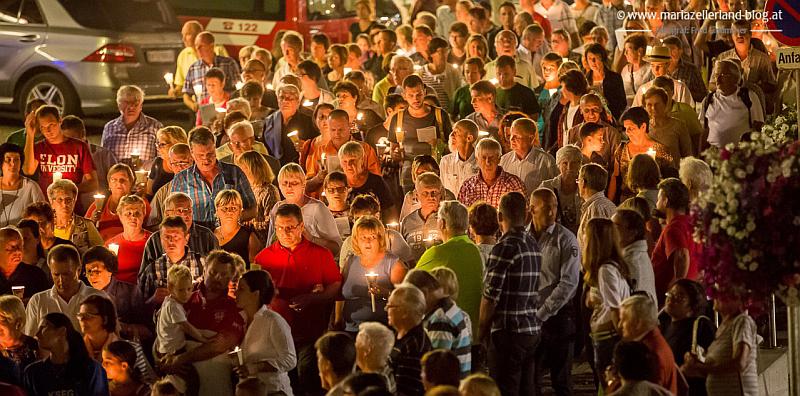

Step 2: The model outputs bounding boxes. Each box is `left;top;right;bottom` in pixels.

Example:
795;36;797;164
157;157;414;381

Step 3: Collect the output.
104;195;151;284
195;67;230;126
86;164;151;241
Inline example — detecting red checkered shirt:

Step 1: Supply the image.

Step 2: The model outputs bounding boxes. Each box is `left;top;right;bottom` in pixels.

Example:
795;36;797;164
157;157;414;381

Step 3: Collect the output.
457;167;526;208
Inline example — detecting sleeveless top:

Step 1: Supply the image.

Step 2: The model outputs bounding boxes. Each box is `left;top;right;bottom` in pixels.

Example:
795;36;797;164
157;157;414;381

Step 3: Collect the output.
341;253;398;332
221;227;252;267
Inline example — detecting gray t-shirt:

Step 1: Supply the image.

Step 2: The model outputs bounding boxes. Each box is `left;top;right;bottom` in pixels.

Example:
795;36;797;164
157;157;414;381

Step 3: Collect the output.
400;208;441;261
388;107;452;189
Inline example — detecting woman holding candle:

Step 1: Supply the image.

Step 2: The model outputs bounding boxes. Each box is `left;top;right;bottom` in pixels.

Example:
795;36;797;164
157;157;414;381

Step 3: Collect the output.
234;270;296;395
48;179;103;255
334;216;406;334
236;151;280;244
326;44;349;90
214;189;263;266
0;143;45;227
301;103;335;176
86;164;151;241
104;195;151;284
145;126;188;200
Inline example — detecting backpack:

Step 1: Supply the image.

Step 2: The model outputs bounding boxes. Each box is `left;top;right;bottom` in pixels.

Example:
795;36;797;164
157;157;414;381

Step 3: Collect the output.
395;106;447;160
702;86;752;130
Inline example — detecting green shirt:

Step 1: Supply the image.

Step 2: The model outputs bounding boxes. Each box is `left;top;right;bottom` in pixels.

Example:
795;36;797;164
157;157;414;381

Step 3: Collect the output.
6;128;43;149
451;85;474;121
416;234;483;339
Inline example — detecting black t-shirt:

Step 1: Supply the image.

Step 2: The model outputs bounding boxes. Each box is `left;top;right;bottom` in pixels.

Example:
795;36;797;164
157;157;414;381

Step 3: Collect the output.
3;264;51;299
348;173;395;222
659;315;715;365
497;83;541;119
147;157;174;200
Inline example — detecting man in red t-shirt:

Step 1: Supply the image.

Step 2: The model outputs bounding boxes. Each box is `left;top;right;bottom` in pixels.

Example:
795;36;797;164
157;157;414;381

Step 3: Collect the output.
651;178;697;306
22;105;98;199
254;203;342;396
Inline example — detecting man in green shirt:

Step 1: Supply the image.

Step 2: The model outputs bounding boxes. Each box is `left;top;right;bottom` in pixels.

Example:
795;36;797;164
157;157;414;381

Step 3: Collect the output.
6;98;46;149
416;200;483;338
494;55;541;120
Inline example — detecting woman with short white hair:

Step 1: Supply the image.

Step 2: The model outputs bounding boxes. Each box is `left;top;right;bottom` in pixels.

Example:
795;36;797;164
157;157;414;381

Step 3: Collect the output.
679;157;712;203
48;179;103;254
540;144;584;234
356;322;397;393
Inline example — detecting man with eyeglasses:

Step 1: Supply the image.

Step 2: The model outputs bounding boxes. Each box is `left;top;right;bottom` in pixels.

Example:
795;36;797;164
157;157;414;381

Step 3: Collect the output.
372;55;414;108
171;127;256;230
140;192;218;284
500;117;557;211
564;93;621;167
101;85;163;170
254;203;342;396
230;59;279;109
263;84;316;165
0;226;50;300
147;145;194;229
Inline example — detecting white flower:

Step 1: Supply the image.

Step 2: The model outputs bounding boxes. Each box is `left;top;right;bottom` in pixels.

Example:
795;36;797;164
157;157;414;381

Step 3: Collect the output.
749;262;759;271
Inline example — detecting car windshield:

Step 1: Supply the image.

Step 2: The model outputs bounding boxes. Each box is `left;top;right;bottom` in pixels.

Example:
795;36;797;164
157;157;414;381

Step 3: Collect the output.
58;0;178;32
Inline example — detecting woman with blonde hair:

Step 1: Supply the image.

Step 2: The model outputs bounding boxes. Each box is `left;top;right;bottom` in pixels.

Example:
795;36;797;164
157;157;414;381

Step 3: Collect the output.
237;151;280;243
466;35;489;65
334;216;406;334
86;163;151;241
214;189;263;266
146;126;188;199
583;217;631;391
0;295;38;369
104;195;151;284
48;179;103;254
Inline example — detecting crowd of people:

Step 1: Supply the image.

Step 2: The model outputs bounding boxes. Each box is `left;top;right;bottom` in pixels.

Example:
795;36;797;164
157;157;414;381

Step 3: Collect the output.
0;0;790;395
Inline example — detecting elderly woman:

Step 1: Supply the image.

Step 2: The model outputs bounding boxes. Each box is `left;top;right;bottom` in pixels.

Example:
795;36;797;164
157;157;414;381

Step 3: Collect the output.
0;143;45;227
49;179;103;254
679;157;712;204
215;189;263;266
0;295;38;369
234;270;296;395
86;164;152;241
339;194;415;266
78;295;156;383
355;322;397;393
237;151;280;244
267;163;342;255
23;312;108;396
146;126;187;199
103;340;151;396
105;195;151;283
659;279;715;396
458;138;526;208
540;145;584;235
339;141;394;222
335;216;406;333
82;246;149;342
626;154;662;212
387;285;433;396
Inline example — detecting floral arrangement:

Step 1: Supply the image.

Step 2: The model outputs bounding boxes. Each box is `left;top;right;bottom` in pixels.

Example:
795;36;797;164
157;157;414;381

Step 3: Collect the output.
696;108;800;309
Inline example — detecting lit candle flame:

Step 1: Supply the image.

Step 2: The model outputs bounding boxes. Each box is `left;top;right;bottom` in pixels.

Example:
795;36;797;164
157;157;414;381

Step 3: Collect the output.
52;172;63;182
646;147;657;157
357;112;363;121
235;81;244;90
489;78;499;85
266;83;274;90
302;100;314;107
215;107;226;113
108;243;120;255
451;63;459;69
93;193;105;200
343;67;352;75
478;130;489;137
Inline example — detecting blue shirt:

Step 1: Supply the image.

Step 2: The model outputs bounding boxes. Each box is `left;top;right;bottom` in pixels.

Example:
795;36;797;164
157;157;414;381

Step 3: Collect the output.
182;55;241;100
170;162;256;225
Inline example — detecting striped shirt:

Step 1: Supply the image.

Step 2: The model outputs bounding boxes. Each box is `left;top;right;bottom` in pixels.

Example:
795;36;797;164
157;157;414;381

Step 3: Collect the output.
182;55;241;101
100;114;162;166
483;228;542;335
138;248;205;300
577;191;617;247
170;162;256;225
390;324;432;396
424;298;473;377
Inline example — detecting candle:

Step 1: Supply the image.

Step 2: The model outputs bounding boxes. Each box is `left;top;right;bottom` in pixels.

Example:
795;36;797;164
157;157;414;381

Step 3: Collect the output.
385;222;399;231
413;64;422;72
451;63;459;69
130;150;140;164
229;346;244;366
93;193;106;208
343;67;352;75
321;152;327;171
489;78;499;85
108;243;120;255
266;83;273;90
646;147;657;158
395;127;405;148
235;81;244;90
163;72;174;86
478;130;490;137
365;272;379;312
52;172;62;182
302;100;314;107
215;107;227;113
193;83;203;98
135;170;148;184
287;130;300;144
562;57;569;64
356;112;364;121
11;286;24;300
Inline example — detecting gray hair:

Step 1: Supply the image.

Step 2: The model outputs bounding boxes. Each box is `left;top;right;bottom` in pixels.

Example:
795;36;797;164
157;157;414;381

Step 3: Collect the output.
356;322;395;367
620;294;658;328
475;137;502;159
438;200;468;234
277;83;301;98
679;157;712;199
338;141;365;159
164;191;192;208
116;85;144;105
228;120;255;138
47;179;78;199
717;59;742;81
391;55;413;69
556;144;583;164
391;284;427;322
226;98;251;119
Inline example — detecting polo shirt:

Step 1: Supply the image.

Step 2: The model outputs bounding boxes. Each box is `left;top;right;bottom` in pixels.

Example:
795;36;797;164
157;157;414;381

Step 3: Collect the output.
170;162;256;225
651;214;697;304
499;147;558;195
185;284;245;343
416;235;483;340
254;238;342;344
24;283;109;336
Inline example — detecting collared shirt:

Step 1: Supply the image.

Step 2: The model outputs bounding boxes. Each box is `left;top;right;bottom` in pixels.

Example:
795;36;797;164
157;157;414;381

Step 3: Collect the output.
458;167;526;208
710;47;776;97
24;283;109;335
578;191;617;246
139;248;205;301
529;223;580;322
670;60;707;103
182;55;241;101
170;162;256;225
534;0;577;34
400;209;441;261
500;148;558;194
622;239;657;303
421;64;464;109
483;228;542;335
390;323;432;396
101;114;162;166
140;224;219;274
240;305;296;395
424;298;472;377
465;110;501;136
633;79;694;107
174;45;229;89
701;87;764;148
439;151;478;197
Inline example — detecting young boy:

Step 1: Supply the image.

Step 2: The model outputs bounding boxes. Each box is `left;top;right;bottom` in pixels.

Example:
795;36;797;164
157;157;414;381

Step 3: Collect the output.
578;122;606;168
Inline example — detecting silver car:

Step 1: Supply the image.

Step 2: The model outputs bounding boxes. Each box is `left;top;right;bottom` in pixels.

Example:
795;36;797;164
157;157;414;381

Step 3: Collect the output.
0;0;184;117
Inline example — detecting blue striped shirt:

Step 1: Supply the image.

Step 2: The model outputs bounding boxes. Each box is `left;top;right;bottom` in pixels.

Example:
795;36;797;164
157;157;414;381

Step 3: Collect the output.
424;298;472;377
170;162;256;225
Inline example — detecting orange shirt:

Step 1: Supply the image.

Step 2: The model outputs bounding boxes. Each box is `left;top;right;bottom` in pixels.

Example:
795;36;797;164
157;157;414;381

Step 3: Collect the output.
305;139;381;179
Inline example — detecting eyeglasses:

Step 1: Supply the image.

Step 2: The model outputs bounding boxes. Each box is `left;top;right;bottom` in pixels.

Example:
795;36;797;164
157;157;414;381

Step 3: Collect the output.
51;196;75;205
418;190;441;198
85;269;106;277
275;223;301;233
166;207;192;216
170;161;192;168
665;292;687;302
326;186;348;194
76;312;100;321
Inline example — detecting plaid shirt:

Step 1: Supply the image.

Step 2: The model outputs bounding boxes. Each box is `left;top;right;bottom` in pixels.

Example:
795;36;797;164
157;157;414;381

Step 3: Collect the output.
534;0;577;34
139;248;205;300
170;162;256;225
101;114;162;166
182;55;241;101
669;60;707;104
458;167;526;208
483;228;542;335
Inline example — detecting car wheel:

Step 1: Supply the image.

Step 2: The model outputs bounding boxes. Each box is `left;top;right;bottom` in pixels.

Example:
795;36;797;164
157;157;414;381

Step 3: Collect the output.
17;72;80;117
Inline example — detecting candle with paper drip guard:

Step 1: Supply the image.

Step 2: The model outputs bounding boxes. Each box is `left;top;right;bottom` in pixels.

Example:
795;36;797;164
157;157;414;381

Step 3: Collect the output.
235;81;244;90
646;147;657;158
52;172;63;183
365;272;379;312
287;130;300;145
163;72;174;86
135;170;148;185
130;150;141;168
302;100;314;107
395;127;405;149
108;243;120;255
385;222;399;231
478;130;490;137
229;346;244;366
193;83;203;98
93;193;106;209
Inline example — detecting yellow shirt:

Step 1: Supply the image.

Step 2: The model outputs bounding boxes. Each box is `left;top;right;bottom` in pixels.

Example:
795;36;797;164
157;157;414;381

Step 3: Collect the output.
174;45;230;89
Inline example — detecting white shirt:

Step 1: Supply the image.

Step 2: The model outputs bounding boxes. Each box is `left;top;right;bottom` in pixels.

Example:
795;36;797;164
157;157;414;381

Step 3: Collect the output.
268;197;343;251
440;151;478;197
621;240;657;303
500;147;558;194
435;5;456;38
24;283;109;336
701;88;764;148
157;296;188;354
633;79;694;107
241;305;296;395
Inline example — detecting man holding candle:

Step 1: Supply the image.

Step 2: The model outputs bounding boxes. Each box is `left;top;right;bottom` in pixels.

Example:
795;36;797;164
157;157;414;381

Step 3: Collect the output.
401;172;445;261
101;85;163;170
182;31;241;113
22;105;98;199
0;227;50;300
263;84;315;166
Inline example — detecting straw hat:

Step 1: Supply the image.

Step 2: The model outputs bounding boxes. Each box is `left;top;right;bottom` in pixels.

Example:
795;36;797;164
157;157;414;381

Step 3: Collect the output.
643;45;671;63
